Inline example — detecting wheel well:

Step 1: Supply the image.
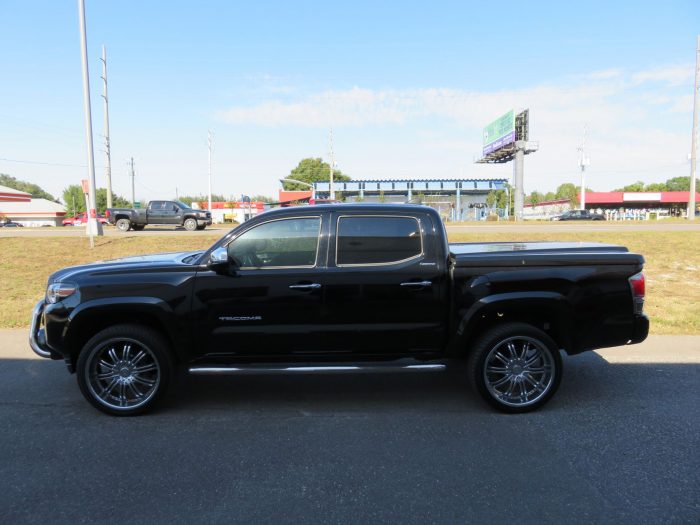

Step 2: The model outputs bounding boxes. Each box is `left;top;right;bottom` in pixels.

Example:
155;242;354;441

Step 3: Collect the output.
458;305;573;356
114;214;131;223
66;311;179;370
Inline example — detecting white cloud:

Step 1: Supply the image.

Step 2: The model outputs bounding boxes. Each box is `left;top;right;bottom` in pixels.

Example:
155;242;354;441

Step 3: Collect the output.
213;64;694;193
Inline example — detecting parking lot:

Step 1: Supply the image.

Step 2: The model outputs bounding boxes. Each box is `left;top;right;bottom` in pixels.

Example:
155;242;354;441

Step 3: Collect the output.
1;330;698;524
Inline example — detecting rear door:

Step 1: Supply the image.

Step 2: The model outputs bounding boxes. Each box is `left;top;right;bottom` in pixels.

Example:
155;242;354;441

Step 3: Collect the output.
147;201;168;224
321;212;449;357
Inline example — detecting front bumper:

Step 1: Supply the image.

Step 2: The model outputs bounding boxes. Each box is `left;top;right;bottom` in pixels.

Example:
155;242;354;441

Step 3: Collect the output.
29;300;52;358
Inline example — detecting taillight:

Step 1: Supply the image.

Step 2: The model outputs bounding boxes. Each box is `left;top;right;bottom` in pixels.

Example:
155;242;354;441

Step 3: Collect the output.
629;272;645;314
105;209;110;217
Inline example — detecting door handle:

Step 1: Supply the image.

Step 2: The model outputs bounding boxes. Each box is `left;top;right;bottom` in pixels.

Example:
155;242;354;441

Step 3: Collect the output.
400;280;432;288
289;283;322;290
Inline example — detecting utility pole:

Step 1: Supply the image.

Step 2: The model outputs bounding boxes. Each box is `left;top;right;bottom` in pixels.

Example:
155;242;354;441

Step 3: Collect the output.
688;35;699;221
578;126;590;210
329;129;335;200
77;0;102;243
208;130;213;211
129;157;136;207
100;45;113;209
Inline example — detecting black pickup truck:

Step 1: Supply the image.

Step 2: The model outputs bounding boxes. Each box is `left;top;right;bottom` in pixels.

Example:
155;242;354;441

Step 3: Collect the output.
106;200;212;231
30;204;648;416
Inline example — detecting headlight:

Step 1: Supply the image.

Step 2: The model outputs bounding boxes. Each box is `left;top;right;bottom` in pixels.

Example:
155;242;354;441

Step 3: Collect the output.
46;282;77;304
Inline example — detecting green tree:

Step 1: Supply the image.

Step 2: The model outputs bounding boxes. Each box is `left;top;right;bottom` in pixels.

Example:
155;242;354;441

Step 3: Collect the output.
644;182;667;192
525;191;545;205
62;185;131;216
0;173;56;201
178;194;226;207
664;176;690;192
282;158;350;191
485;183;513;215
250;194;274;203
613;181;645;192
544;191;556;201
555;183;580;207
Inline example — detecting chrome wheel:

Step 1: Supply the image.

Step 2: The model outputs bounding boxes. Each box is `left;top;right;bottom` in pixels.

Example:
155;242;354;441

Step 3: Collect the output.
85;338;161;411
483;335;555;408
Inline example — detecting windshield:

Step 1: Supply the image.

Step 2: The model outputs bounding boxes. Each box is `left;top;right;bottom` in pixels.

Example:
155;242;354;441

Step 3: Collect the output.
174;200;191;210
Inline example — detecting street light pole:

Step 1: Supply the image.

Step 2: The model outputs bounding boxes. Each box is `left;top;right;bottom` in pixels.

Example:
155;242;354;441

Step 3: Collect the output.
280;179;316;200
77;0;103;245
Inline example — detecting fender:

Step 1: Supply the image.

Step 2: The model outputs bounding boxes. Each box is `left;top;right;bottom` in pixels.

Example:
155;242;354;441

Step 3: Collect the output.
64;296;189;361
447;291;575;355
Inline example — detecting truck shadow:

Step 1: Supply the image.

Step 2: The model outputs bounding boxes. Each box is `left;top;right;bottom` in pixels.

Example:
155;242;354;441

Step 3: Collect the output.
3;353;698;416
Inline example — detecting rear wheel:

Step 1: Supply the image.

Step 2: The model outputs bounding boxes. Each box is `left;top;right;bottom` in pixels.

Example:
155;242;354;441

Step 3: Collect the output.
116;218;131;232
76;324;173;416
183;218;197;231
467;322;562;413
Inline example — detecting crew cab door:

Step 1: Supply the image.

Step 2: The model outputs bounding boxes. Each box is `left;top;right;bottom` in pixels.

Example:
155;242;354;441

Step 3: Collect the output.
321;212;449;357
147;201;170;224
191;213;328;359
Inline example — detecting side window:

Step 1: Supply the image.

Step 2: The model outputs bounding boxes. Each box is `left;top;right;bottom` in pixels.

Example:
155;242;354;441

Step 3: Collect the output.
336;216;422;266
228;217;321;269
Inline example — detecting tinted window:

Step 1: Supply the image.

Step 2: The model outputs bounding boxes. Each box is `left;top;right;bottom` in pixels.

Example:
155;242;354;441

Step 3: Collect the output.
337;216;422;265
228;217;321;268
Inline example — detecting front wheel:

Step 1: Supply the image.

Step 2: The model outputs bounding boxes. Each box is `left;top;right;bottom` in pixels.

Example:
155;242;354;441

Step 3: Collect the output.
76;324;173;416
467;323;562;413
183;218;197;231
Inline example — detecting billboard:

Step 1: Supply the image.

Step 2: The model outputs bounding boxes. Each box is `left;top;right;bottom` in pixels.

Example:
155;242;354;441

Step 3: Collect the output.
483;110;516;156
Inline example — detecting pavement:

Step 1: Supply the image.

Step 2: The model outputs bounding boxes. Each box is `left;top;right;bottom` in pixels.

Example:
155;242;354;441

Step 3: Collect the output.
1;330;699;524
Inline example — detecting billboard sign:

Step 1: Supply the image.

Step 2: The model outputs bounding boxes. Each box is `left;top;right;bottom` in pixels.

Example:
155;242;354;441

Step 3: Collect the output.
483;110;516;156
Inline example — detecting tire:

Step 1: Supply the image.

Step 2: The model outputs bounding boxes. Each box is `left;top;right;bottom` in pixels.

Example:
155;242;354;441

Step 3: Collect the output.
467;322;562;413
183;218;197;231
76;324;174;416
116;218;131;232
132;225;145;231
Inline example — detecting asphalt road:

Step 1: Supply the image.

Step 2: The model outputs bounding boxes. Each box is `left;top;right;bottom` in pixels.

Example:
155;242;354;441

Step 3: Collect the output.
1;331;699;524
2;220;700;238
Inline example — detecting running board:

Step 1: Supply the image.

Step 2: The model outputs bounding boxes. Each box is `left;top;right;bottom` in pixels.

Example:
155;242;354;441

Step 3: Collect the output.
188;361;446;376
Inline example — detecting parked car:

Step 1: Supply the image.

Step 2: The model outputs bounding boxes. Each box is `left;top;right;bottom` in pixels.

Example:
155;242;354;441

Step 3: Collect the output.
62;213;108;226
30;204;648;416
106;200;212;231
551;210;605;221
1;221;23;227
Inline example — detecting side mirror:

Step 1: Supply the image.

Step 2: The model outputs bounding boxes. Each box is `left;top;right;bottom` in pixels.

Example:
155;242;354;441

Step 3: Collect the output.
208;247;229;269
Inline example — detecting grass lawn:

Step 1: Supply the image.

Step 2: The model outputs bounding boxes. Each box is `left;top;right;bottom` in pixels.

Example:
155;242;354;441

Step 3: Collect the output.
1;229;698;334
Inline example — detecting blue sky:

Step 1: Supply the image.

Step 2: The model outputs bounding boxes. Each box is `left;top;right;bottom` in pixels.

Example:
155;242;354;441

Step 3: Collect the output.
1;0;698;202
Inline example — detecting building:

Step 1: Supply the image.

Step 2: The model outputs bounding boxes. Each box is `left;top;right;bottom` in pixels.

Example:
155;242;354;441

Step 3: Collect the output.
0;185;66;226
583;191;700;218
523;191;700;220
523;199;571;220
192;201;267;223
280;178;509;221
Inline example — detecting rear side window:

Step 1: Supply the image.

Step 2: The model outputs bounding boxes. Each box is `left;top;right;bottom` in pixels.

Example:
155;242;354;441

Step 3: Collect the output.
336;216;422;265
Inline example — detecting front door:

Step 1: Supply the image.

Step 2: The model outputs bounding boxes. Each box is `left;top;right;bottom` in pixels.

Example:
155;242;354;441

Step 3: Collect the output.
191;214;328;360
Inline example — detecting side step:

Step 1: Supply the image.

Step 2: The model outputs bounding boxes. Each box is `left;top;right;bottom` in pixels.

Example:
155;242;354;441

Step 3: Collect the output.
189;360;446;376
